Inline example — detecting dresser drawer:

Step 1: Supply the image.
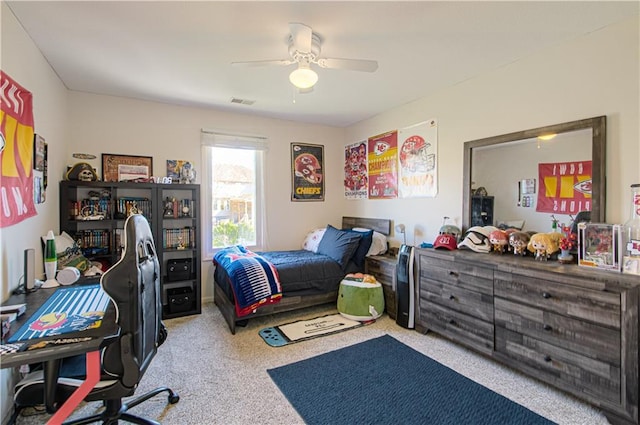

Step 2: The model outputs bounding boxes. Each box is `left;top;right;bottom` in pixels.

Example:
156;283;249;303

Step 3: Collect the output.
495;298;620;365
421;279;493;322
419;255;493;296
365;256;396;288
365;256;397;319
425;302;494;354
494;270;620;328
495;326;621;404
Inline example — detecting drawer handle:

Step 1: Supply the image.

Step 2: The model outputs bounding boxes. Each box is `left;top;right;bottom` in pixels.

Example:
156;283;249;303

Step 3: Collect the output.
449;271;459;278
543;355;552;362
542;292;552;299
543;324;552;331
448;295;456;301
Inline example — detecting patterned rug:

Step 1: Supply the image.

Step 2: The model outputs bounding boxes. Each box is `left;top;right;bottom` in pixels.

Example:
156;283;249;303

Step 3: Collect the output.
259;313;370;347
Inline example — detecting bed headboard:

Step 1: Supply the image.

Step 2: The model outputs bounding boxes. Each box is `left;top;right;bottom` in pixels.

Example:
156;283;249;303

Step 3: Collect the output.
342;217;392;236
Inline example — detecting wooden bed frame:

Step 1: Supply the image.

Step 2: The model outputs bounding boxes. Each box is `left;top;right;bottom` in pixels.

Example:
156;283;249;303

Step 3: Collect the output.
213;217;392;334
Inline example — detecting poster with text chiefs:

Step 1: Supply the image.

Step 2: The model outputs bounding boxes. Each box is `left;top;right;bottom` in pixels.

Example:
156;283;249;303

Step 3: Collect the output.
398;119;438;198
1;71;37;228
291;143;324;201
536;160;592;215
344;141;368;199
368;131;398;199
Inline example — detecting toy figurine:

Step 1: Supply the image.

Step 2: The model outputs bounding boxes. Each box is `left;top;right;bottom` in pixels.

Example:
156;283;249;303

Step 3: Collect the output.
488;229;509;254
509;231;530;256
527;232;562;261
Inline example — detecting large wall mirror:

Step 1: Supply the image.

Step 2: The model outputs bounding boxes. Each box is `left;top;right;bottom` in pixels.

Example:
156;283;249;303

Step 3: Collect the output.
462;116;606;232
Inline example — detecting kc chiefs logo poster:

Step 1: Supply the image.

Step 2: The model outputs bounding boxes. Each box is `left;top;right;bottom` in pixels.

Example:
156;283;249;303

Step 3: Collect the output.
536;160;592;215
1;71;37;227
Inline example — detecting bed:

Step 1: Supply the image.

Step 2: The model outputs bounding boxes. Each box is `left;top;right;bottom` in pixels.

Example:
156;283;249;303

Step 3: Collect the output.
213;217;392;334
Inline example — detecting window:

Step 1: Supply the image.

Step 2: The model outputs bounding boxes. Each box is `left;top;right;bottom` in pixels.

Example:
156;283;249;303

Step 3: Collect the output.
201;130;267;259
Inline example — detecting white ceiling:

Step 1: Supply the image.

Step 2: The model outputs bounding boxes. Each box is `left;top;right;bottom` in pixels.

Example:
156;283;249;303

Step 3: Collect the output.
6;1;638;128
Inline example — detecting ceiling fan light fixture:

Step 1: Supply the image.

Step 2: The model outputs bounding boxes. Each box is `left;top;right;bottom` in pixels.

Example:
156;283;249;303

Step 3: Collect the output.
289;64;318;89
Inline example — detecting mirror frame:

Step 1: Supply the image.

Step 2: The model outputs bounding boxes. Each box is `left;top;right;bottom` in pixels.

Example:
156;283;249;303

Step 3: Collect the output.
462;116;606;230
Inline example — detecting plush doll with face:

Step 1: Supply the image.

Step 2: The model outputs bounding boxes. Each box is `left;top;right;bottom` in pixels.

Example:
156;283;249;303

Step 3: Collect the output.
527;232;561;261
509;231;530;256
488;229;509;254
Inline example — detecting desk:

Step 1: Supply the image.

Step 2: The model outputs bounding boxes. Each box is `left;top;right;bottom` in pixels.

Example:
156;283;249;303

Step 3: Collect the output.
1;279;118;424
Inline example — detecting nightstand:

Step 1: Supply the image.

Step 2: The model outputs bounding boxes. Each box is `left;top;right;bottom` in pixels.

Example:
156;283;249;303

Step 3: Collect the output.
364;255;397;319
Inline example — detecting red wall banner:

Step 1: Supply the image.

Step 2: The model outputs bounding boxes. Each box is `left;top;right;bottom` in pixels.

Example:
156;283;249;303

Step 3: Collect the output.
1;71;37;227
536;160;592;215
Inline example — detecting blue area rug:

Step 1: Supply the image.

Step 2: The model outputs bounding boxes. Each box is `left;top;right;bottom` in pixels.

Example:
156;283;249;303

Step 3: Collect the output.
267;334;555;425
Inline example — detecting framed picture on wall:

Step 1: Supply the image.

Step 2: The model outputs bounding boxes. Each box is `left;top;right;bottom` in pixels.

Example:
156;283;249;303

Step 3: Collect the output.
291;143;324;202
102;154;153;182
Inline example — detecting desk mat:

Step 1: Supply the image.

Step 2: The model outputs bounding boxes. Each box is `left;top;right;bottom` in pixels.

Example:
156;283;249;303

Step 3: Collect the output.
8;284;110;343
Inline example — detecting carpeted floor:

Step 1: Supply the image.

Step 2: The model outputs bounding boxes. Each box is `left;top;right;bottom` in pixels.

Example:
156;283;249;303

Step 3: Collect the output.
14;302;610;425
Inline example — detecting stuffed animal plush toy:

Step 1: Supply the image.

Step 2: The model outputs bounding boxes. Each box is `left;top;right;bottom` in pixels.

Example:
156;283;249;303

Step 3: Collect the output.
66;162;98;181
527;232;562;261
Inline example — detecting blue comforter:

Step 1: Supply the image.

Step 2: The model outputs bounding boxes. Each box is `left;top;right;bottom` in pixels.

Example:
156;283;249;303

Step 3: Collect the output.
213;246;282;317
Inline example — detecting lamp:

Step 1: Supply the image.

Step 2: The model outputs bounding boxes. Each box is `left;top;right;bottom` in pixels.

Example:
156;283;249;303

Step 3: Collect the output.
289;61;318;89
42;230;59;288
395;224;406;246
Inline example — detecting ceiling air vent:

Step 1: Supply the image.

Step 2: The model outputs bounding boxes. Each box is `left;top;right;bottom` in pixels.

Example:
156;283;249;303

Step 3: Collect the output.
230;97;255;106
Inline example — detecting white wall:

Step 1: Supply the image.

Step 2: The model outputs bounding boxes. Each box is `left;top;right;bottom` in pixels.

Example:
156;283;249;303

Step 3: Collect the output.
66;92;346;303
344;16;640;245
1;3;70;420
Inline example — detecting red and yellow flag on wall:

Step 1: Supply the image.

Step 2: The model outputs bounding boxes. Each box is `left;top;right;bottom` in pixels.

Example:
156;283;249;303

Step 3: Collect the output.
1;71;37;227
536;160;592;215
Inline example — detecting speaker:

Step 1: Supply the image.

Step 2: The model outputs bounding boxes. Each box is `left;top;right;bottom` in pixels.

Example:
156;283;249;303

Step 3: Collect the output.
24;248;35;291
395;245;415;329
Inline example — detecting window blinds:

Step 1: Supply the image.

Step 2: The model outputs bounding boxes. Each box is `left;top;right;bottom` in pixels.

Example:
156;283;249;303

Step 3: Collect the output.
200;129;268;151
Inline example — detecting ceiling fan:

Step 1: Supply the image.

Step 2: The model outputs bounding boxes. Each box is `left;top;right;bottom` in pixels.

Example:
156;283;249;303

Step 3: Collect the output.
232;22;378;91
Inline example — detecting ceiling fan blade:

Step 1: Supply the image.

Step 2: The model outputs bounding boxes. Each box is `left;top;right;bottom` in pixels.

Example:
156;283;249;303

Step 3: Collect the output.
289;22;313;52
316;57;378;72
232;59;295;67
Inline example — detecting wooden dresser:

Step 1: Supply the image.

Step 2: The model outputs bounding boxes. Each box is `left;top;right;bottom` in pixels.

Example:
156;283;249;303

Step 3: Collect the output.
415;247;640;425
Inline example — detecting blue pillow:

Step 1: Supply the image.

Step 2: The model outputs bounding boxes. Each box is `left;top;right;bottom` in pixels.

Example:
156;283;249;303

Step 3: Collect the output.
342;228;373;269
317;225;363;270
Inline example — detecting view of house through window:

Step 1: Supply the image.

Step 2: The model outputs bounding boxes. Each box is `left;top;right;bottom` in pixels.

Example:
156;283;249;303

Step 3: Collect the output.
209;147;257;248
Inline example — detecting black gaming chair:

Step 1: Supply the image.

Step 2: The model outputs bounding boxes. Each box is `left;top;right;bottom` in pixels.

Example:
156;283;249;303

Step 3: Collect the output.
12;214;179;424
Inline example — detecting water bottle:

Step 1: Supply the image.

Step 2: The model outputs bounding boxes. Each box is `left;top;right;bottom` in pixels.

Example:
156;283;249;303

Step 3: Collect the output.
622;183;640;275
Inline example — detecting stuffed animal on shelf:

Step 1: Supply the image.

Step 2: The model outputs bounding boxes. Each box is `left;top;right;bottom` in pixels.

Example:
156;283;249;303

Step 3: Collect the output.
527;232;562;261
66;162;98;181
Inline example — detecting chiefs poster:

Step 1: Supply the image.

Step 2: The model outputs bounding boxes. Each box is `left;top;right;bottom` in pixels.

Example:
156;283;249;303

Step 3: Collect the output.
398;119;438;198
344;141;368;199
1;71;37;227
536;160;592;215
368;131;398;199
291;143;324;202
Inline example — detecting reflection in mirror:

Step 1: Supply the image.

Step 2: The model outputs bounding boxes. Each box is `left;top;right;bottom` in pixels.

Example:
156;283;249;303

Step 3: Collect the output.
462;116;606;233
